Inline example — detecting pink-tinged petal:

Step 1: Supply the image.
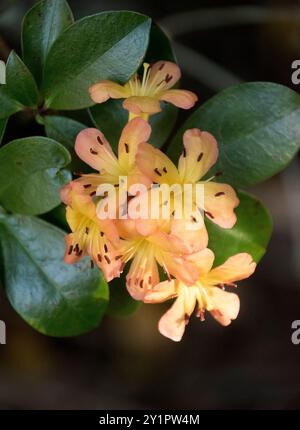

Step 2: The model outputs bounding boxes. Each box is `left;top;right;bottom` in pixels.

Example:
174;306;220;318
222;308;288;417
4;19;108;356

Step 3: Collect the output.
203;182;239;228
75;128;119;174
136;219;160;237
123;96;161;115
150;230;191;254
208;253;256;285
60;182;73;205
209;287;240;326
186;248;215;275
178;129;218;183
158;295;187;342
89;80;130;103
170;214;208;253
118;117;152;171
148;61;181;90
126;252;160;300
89;234;121;282
160;89;198;109
64;234;85;264
136;142;180;185
158;252;199;286
144;279;178;303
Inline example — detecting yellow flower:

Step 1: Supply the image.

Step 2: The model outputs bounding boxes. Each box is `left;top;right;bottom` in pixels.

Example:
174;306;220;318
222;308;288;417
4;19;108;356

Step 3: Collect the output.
145;249;256;342
61;182;122;282
135;128;239;253
89;61;198;120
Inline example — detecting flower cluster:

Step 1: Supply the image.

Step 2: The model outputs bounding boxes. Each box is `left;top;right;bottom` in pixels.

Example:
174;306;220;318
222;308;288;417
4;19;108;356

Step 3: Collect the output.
61;61;256;342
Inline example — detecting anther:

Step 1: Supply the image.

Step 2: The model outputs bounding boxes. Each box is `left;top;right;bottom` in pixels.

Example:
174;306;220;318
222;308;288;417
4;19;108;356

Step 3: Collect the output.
154;168;162;176
215;192;225;197
197;152;203;162
124;143;129;153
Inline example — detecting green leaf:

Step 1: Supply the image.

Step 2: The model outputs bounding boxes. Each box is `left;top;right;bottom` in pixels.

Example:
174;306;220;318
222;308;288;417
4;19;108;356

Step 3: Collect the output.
22;0;74;85
145;22;176;63
42;11;151;110
6;50;39;108
206;191;272;266
169;82;300;188
0;118;7;145
0;86;23;119
0;136;71;215
90;99;178;150
44;115;90;172
0;214;109;336
107;269;141;318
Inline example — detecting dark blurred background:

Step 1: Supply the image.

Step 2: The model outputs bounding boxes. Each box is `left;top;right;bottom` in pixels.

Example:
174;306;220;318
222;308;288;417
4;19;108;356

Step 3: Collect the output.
1;0;300;410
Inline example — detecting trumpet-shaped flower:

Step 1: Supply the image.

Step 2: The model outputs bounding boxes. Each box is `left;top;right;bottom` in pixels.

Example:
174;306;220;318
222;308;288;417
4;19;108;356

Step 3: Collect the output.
116;219;199;300
145;250;256;342
89;61;198;120
61;182;121;282
136;128;239;252
73;117;152;195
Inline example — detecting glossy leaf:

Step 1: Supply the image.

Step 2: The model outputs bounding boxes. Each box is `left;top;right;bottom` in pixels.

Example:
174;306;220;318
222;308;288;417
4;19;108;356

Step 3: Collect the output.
0;86;23;119
0;214;109;336
42;11;151;110
169;83;300;188
206;191;272;266
0;136;71;215
90;99;177;150
44;115;90;172
22;0;74;85
145;22;176;63
6;50;39;107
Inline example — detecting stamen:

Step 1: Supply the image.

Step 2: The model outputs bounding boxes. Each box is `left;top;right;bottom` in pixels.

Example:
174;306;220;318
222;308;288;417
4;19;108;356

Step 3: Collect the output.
97;254;102;262
104;255;111;264
90;191;96;197
68;245;73;255
158;63;165;70
197;152;204;162
165;74;173;83
163;166;167;173
104;243;108;253
85;227;89;234
100;231;104;237
124;143;129;153
90;148;98;155
215;191;225;197
154;168;162;176
115;255;122;260
97;136;104;145
140;279;144;289
83;184;92;189
204;210;214;219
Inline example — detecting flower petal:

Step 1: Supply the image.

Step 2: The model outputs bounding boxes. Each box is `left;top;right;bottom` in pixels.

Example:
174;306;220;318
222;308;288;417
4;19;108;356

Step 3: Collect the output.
157;251;199;286
123;96;161;115
208;253;256;285
75;128;119;174
126;251;160;300
144;279;177;303
160;89;198;109
170;212;208;253
64;233;85;264
178;129;218;183
203;182;239;228
89;80;129;103
148;61;181;90
209;287;240;326
186;248;215;275
158;295;187;342
118;117;151;171
136;142;180;185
